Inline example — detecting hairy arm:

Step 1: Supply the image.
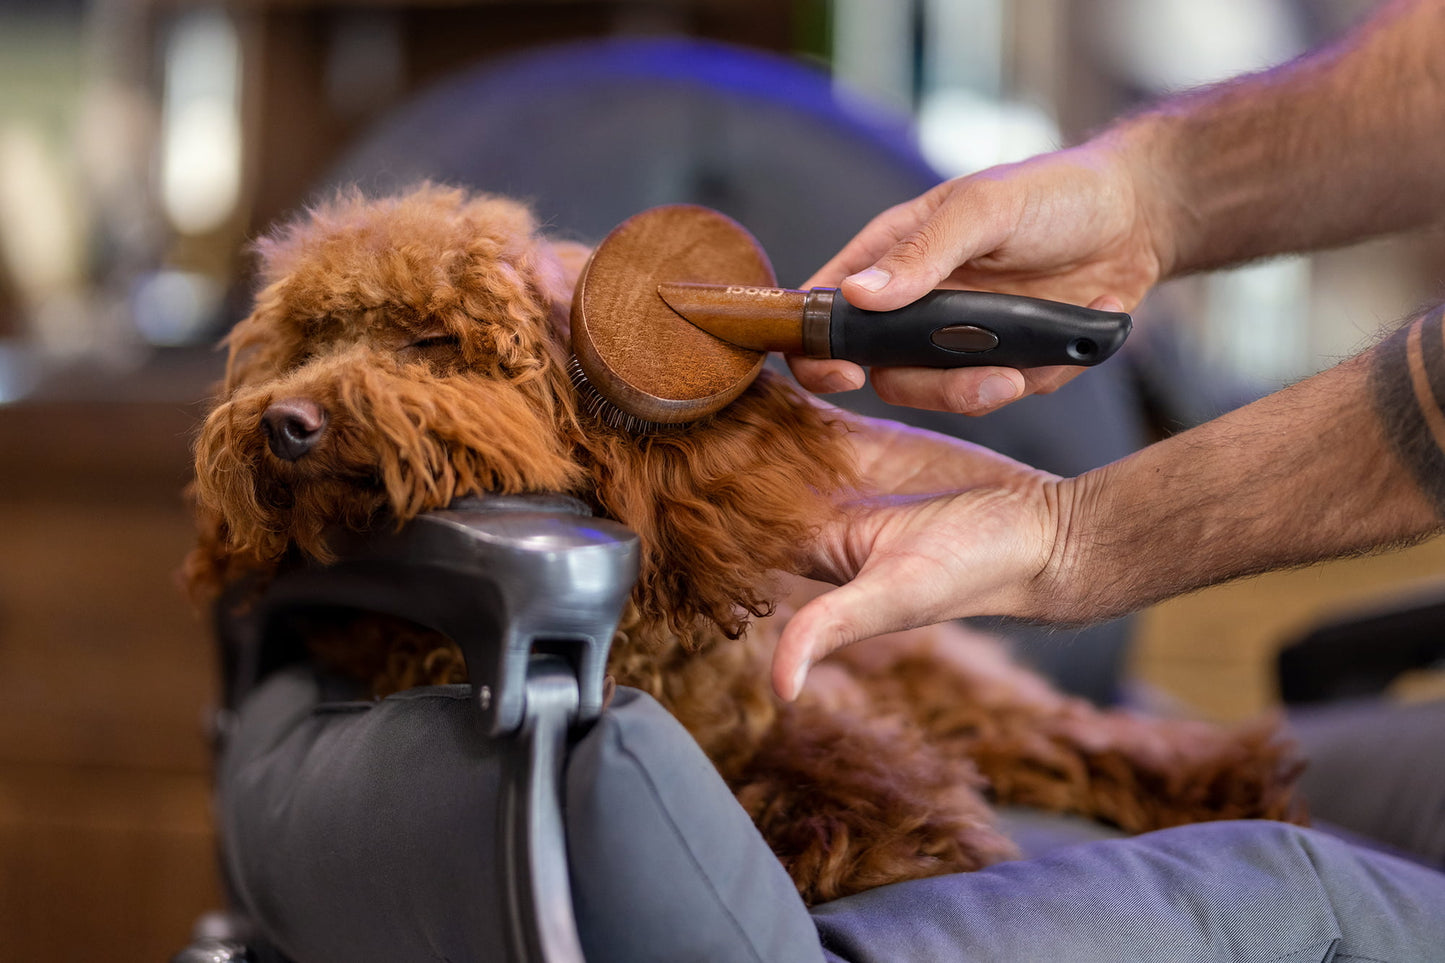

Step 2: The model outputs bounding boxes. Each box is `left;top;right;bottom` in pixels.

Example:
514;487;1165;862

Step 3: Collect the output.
1129;0;1445;277
1044;306;1445;621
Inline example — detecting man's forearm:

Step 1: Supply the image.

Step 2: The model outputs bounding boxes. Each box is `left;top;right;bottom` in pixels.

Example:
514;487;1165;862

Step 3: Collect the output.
1116;0;1445;277
1051;308;1445;621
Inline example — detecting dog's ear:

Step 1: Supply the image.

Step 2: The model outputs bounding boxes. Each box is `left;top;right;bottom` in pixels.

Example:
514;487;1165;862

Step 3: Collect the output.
536;239;591;340
583;374;857;647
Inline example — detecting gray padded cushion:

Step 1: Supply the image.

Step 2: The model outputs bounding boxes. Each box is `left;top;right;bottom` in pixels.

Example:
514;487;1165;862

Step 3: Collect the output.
219;668;820;963
568;689;823;963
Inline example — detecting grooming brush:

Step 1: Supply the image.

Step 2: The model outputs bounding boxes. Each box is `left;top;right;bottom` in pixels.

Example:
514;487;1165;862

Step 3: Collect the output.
569;205;1132;432
570;204;775;433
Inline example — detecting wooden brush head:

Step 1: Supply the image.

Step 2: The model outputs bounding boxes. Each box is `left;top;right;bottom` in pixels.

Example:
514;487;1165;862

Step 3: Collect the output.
571;205;772;425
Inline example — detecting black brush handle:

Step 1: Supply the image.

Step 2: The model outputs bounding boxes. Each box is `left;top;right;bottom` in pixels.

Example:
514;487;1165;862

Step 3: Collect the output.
825;289;1131;368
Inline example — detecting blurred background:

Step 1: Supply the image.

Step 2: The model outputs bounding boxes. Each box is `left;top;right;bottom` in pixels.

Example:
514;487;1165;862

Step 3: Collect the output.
4;0;1444;958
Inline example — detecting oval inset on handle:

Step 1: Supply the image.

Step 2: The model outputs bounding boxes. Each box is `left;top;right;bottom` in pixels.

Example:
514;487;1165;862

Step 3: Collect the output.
930;324;999;353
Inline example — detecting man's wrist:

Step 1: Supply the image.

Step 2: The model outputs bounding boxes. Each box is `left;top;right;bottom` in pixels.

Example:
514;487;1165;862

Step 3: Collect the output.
1099;119;1187;282
1030;465;1132;623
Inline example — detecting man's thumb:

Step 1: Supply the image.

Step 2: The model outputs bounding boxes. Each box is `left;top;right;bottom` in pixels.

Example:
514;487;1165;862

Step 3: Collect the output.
772;579;913;701
839;230;953;311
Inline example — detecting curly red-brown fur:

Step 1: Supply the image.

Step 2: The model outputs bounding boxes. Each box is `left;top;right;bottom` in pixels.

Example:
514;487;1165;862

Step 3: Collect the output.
188;185;1305;904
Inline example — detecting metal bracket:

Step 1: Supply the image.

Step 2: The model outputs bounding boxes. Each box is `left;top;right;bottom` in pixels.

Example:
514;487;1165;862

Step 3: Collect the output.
501;655;586;962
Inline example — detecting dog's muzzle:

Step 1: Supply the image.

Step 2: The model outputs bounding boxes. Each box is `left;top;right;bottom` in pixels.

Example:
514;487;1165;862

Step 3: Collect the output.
262;398;327;461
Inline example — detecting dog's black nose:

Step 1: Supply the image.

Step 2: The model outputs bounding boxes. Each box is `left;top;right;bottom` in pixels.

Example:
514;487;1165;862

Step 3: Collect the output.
262;398;327;461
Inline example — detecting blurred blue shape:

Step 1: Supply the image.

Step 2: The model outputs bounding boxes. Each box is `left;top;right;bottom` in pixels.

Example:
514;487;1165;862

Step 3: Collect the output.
322;37;938;286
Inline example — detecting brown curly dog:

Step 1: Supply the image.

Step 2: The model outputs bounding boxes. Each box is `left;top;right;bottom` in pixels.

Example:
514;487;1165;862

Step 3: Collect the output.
188;185;1304;905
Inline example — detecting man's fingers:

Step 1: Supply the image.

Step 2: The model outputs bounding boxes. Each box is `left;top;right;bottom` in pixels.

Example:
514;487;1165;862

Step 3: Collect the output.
789;356;1069;409
870;365;1027;413
788;356;866;394
1023;365;1087;397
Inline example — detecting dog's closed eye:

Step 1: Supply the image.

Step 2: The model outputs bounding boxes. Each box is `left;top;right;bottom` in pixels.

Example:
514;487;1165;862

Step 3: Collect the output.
400;333;462;359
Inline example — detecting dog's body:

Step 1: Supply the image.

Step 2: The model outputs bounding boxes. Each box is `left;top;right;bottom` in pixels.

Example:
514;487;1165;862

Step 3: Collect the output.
190;186;1304;905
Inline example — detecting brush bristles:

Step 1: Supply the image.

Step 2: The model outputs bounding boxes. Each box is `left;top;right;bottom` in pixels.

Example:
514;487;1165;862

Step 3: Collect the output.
567;356;677;435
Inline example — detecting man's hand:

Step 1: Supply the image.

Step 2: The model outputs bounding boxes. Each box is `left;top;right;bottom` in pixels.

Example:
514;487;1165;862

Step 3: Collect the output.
792;0;1445;416
773;411;1067;700
779;308;1445;704
789;138;1166;413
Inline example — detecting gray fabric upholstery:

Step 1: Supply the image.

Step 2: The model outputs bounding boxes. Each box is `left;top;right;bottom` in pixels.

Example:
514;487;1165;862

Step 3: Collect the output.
219;669;820;963
221;671;510;961
567;689;822;963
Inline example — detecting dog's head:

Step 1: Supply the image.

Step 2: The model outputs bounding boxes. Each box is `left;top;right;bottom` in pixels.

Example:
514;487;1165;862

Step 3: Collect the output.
189;185;855;646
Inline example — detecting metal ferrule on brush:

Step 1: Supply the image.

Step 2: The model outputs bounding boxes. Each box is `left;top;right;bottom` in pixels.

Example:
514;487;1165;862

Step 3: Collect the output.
801;288;834;358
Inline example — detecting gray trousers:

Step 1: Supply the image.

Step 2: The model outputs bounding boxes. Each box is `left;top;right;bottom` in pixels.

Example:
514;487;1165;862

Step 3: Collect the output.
815;820;1445;962
815;697;1445;962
